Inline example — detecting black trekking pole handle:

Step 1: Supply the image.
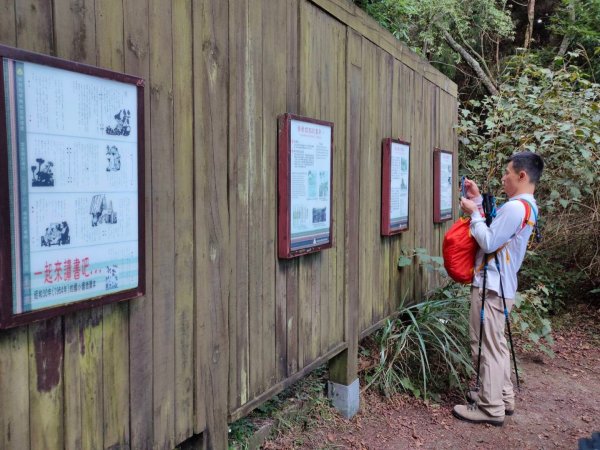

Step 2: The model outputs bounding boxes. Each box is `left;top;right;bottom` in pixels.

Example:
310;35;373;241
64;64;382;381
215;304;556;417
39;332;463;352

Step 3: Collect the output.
495;254;521;391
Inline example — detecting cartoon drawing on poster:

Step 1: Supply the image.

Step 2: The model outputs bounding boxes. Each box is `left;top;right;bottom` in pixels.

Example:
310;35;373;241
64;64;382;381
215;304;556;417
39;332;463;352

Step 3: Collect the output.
106;109;131;136
90;195;118;226
31;158;55;186
106;145;121;171
105;265;119;290
41;221;70;247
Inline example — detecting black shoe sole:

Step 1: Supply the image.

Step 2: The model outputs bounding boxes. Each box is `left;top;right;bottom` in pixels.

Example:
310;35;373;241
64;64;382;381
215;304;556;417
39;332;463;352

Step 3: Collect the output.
452;409;505;427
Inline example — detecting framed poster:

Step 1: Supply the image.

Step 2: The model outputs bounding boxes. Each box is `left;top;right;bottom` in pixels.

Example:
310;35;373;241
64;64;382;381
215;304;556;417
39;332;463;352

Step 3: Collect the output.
277;113;333;259
433;148;454;223
0;44;145;329
381;138;410;235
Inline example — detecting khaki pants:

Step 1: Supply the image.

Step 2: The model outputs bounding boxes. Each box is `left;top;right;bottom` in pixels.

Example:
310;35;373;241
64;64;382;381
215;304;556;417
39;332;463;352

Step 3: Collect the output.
470;287;515;417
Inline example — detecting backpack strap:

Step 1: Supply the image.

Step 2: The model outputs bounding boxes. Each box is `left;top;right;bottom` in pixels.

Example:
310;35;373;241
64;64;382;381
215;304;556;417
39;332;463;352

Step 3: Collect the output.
475;198;538;273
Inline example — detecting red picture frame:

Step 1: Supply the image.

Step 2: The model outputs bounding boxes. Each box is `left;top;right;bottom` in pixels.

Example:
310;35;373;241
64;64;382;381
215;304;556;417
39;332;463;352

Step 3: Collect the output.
381;138;411;236
277;113;334;259
0;44;145;329
433;148;454;223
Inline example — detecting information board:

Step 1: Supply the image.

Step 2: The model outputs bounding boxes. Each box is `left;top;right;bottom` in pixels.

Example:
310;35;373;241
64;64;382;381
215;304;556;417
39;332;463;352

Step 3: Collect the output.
277;114;333;258
0;45;145;329
381;139;410;235
433;148;454;223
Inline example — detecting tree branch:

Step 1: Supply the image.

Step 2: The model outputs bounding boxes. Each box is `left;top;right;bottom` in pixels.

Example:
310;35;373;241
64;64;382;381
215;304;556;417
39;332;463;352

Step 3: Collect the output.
442;29;500;96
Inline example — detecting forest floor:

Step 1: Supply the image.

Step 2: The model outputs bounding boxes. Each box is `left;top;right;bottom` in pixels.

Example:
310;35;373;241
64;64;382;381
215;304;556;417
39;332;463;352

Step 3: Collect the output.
246;303;600;449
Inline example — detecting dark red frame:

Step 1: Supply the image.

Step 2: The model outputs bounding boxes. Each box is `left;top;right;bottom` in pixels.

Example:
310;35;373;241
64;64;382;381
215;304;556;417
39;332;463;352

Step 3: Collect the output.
381;138;411;236
277;113;334;259
433;148;454;223
0;44;145;329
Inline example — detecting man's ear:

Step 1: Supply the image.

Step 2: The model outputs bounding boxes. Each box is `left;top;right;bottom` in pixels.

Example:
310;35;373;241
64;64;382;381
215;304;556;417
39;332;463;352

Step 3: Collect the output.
519;170;528;182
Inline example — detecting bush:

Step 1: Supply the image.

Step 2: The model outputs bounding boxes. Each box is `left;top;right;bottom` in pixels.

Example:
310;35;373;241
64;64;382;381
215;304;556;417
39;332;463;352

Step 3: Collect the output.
361;284;473;400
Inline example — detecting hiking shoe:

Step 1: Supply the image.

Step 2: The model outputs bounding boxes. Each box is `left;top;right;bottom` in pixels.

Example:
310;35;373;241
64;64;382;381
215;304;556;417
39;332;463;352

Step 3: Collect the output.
466;390;514;416
452;404;504;427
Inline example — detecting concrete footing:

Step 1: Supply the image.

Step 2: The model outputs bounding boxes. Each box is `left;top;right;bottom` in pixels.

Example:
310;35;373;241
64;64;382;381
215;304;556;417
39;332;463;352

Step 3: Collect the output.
327;378;360;419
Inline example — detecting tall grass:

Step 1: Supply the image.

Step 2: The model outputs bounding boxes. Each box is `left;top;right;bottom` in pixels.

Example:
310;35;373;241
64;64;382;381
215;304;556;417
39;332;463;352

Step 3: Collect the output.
361;286;473;400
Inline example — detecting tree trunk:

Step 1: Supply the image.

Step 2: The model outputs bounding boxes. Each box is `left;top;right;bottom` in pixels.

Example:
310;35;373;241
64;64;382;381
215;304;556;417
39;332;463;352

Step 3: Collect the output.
524;0;536;49
558;0;576;57
442;30;499;96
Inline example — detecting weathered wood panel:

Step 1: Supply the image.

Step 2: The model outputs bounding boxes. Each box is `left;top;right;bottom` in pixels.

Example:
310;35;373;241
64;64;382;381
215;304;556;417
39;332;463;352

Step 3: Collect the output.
173;0;195;443
123;0;154;447
194;0;230;447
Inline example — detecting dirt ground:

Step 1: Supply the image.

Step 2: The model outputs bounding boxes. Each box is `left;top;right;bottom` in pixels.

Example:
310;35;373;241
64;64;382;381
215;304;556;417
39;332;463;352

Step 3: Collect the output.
263;305;600;449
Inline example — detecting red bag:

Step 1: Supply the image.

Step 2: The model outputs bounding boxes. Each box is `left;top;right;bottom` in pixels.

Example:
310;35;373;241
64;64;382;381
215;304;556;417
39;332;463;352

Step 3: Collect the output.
442;199;534;284
442;217;478;284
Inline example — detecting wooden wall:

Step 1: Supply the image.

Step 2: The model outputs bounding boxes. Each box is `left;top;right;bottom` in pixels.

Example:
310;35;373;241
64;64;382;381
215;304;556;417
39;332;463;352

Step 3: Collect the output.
0;0;457;448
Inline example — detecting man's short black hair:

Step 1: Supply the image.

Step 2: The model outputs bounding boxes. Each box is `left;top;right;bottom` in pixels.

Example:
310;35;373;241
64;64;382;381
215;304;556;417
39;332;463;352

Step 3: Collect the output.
508;151;544;184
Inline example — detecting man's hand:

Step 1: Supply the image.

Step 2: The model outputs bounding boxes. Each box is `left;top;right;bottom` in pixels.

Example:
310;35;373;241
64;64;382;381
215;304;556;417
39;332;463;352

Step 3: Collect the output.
460;197;478;216
463;177;481;200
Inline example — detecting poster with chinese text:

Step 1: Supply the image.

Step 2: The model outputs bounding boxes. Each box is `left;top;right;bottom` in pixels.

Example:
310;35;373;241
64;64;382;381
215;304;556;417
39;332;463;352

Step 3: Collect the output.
1;50;143;326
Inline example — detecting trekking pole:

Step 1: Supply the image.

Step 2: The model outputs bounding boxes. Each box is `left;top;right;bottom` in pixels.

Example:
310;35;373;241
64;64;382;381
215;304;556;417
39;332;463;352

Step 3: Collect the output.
494;254;521;391
474;193;495;391
475;258;488;391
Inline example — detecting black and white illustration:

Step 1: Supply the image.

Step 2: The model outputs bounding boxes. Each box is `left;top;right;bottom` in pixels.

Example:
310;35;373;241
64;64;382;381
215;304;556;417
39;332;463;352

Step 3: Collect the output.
31;158;55;187
40;221;70;247
106;109;131;136
312;207;327;224
105;265;119;290
90;194;118;226
106;145;121;171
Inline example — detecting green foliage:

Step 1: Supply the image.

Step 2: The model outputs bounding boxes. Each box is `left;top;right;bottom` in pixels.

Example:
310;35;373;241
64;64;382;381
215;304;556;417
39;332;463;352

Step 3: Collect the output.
398;247;448;277
512;288;555;357
362;284;474;400
458;52;600;288
353;0;514;79
549;0;600;81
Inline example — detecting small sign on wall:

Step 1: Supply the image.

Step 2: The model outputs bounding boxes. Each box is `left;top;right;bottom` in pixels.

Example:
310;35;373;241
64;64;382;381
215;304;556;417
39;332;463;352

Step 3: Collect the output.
0;44;145;329
277;113;333;259
381;138;410;235
433;148;454;223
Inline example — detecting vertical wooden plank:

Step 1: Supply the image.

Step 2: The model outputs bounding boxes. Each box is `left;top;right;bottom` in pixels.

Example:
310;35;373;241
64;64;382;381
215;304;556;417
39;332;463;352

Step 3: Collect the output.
298;1;321;369
148;0;176;447
53;2;104;448
0;328;29;449
228;0;250;410
15;0;54;54
173;0;195;443
329;27;361;386
0;0;16;46
285;0;300;378
53;0;96;62
29;320;64;450
0;7;28;450
379;50;393;319
95;2;131;448
261;0;285;388
248;0;265;401
123;0;153;446
412;72;425;300
332;18;347;349
194;0;229;446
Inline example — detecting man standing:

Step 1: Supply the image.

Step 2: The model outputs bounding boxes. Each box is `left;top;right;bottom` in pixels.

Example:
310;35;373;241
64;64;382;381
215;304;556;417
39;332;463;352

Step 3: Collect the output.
453;151;544;426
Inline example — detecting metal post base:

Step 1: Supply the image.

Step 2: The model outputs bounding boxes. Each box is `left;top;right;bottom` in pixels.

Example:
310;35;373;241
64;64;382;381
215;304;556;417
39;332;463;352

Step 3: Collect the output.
327;378;360;419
